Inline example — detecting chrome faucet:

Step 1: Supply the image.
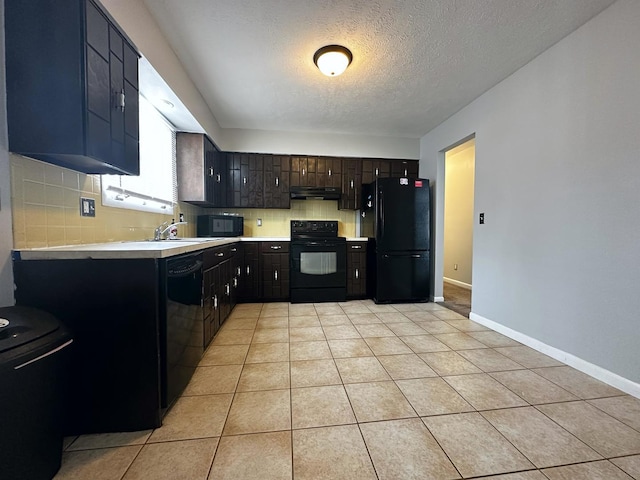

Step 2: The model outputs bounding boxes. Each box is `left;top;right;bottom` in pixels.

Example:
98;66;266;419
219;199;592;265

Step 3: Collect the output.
153;221;188;241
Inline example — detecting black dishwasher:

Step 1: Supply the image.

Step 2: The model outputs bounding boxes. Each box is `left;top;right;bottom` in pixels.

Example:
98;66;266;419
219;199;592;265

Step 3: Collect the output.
161;253;204;410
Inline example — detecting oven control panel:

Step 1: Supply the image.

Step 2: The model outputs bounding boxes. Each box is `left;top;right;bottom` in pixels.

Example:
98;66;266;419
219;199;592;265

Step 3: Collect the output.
291;220;339;237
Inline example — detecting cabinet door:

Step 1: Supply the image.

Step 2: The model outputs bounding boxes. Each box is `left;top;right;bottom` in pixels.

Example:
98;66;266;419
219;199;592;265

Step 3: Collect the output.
391;160;419;178
291;156;317;187
227;152;254;208
212;147;227;207
203;268;213;347
248;155;264;207
346;243;367;298
219;260;232;325
264;155;290;209
210;265;222;336
317;157;342;188
240;244;261;301
86;0;139;175
340;158;362;210
262;253;290;301
362;158;392;184
204;138;216;205
230;244;242;309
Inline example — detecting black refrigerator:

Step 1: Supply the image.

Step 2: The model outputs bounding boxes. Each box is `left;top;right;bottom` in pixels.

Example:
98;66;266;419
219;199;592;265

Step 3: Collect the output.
362;177;430;303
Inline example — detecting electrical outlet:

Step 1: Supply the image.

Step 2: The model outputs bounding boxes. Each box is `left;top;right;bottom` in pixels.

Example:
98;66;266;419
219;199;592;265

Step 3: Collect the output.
257;218;262;227
80;197;95;217
479;212;485;224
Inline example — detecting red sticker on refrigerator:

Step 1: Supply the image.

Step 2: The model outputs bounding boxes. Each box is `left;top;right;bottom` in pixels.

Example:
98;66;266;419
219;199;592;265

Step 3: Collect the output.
415;180;423;187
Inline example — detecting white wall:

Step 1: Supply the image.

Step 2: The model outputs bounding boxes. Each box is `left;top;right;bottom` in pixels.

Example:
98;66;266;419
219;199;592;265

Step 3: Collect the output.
101;0;419;159
444;140;474;286
421;0;640;386
223;128;419;158
0;0;15;307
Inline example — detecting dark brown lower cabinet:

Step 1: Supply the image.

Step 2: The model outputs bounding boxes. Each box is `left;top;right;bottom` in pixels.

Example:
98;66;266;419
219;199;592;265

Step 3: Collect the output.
239;242;261;302
260;241;290;301
347;241;368;299
12;258;162;434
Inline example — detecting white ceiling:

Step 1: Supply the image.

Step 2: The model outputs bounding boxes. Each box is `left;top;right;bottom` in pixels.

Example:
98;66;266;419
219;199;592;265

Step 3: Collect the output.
142;0;616;139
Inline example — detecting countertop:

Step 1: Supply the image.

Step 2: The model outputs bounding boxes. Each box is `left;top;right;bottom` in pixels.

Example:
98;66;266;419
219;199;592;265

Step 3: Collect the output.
13;236;371;260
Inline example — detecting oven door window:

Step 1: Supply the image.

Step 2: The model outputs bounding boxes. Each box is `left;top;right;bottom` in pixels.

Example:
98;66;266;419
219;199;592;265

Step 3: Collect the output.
300;251;337;275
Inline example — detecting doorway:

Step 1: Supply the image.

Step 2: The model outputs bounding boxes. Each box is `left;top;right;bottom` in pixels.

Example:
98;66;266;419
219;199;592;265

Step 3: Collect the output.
440;138;475;317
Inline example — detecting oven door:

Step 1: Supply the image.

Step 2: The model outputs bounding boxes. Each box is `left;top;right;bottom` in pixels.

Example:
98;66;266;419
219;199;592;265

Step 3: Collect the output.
290;240;347;289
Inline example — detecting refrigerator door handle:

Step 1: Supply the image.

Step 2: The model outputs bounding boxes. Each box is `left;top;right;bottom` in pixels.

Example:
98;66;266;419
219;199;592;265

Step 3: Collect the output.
379;191;384;239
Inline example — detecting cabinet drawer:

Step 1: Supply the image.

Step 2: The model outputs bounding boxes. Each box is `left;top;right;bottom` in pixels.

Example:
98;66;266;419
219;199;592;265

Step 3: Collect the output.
260;241;290;254
204;245;231;268
348;242;367;253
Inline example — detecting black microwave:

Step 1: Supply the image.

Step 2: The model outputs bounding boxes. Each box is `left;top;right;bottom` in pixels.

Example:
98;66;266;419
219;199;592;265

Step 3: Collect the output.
196;215;244;237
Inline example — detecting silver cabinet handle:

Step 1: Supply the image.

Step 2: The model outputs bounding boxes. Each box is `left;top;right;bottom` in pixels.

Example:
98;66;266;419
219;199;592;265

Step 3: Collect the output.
375;167;379;176
411;254;421;258
236;266;241;276
350;179;354;189
274;269;278;281
233;277;238;287
355;268;359;280
216;173;221;182
351;245;362;249
328;169;332;176
302;168;306;176
213;295;218;309
215;252;224;257
246;265;250;275
404;168;408;176
115;89;125;112
209;167;214;177
231;247;237;252
275;176;279;186
270;245;282;250
225;283;230;295
243;177;247;185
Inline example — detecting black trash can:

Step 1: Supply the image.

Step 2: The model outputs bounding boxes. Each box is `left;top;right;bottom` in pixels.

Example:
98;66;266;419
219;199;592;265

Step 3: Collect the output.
0;306;73;480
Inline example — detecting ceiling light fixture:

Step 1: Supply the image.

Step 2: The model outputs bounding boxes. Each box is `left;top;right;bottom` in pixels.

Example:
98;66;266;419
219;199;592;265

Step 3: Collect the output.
313;45;352;77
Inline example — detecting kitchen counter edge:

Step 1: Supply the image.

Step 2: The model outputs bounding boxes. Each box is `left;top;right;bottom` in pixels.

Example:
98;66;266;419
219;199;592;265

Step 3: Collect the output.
13;237;291;261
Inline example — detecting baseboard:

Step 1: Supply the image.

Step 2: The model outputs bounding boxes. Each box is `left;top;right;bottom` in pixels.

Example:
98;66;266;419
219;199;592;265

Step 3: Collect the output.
469;312;640;399
433;296;445;302
443;277;472;290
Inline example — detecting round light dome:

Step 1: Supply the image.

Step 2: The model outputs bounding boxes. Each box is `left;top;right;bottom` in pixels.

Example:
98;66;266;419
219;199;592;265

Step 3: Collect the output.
313;45;353;77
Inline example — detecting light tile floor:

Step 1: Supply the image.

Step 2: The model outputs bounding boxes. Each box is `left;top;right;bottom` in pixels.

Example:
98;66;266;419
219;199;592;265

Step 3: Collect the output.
56;300;640;479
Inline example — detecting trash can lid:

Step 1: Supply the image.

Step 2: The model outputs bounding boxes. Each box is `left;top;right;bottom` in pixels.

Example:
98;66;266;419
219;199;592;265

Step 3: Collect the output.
0;306;61;354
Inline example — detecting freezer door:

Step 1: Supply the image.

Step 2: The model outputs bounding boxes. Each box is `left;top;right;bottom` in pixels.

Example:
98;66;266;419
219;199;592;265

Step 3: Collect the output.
376;178;430;252
375;251;430;303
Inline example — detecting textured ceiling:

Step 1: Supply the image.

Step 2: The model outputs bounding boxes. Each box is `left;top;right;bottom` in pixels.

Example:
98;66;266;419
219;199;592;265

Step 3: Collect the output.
142;0;616;139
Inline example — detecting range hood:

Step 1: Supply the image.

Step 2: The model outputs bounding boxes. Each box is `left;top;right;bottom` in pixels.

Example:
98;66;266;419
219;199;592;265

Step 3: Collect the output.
290;186;341;200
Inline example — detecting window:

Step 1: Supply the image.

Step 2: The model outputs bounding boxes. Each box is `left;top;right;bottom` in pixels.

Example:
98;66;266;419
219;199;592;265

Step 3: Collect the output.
101;95;176;213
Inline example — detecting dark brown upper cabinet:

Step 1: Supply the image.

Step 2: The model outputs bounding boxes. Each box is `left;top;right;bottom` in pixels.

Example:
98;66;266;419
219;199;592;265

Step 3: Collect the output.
176;133;227;207
227;153;264;208
340;157;362;210
263;154;291;209
361;158;392;184
316;157;342;188
362;158;419;184
5;0;140;175
391;159;419;178
290;156;317;187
